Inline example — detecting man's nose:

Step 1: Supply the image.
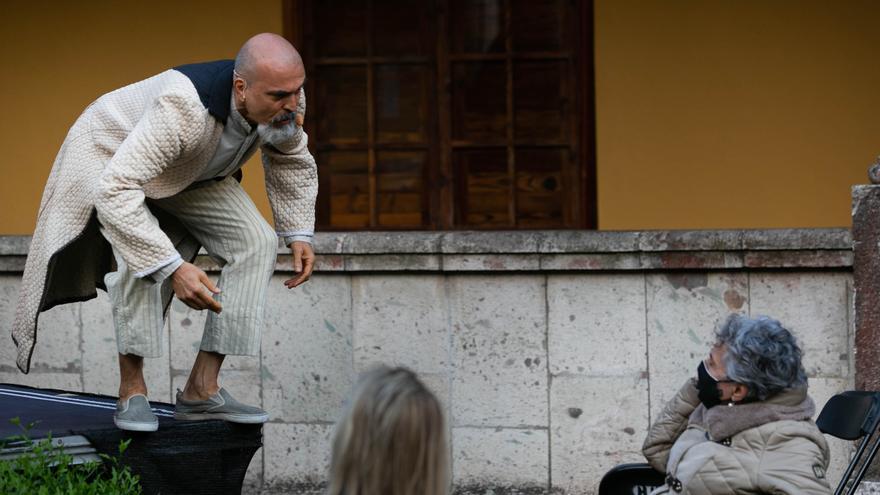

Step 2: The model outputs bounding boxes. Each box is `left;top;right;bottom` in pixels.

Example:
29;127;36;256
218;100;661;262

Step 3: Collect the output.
283;95;298;113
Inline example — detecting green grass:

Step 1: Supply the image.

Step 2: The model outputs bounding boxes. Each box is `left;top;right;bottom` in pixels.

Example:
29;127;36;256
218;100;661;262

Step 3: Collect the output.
0;418;142;495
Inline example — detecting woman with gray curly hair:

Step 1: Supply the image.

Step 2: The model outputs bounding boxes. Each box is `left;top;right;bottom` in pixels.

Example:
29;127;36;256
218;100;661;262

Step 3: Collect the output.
643;314;831;494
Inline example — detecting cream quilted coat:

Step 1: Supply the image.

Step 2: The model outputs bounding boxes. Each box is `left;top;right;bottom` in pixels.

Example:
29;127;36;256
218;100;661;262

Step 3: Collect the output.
11;61;317;373
643;379;831;495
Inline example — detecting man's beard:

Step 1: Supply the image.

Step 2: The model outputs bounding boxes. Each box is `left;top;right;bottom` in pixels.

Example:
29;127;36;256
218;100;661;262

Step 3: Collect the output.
257;112;298;146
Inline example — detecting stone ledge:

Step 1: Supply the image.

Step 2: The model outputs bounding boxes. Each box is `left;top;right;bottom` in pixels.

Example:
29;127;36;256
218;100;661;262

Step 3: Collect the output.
0;229;853;273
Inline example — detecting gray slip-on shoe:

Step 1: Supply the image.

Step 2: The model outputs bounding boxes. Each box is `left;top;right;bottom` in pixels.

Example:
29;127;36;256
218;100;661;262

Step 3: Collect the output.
114;394;159;432
174;388;269;424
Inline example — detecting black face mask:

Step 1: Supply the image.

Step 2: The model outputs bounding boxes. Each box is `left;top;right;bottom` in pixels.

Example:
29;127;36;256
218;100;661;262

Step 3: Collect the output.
697;361;723;409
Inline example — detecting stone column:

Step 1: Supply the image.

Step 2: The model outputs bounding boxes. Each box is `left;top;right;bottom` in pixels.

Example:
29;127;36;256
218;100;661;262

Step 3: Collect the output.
853;159;880;391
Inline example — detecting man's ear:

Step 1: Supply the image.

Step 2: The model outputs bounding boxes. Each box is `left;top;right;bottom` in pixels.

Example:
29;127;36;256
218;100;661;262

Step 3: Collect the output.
732;383;750;402
233;77;247;101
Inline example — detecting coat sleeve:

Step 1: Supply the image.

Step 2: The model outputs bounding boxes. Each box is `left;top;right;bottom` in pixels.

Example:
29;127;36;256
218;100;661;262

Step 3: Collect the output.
643;378;701;472
260;87;318;242
95;93;208;278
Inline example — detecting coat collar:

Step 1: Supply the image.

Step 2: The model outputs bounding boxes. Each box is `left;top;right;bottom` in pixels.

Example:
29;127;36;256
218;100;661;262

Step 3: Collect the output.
173;60;234;124
689;386;815;440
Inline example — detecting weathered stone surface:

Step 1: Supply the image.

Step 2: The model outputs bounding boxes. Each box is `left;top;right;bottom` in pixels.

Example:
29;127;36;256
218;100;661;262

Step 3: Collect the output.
243;450;264;495
450;276;547;427
550;374;649;495
0;371;82;391
750;272;850;378
852;185;880;390
744;250;853;268
276;253;345;272
639;230;743;252
548;274;646;376
345;254;441;271
742;228;851;251
442;255;541;271
262;423;333;488
312;232;346;254
351;275;449;373
539;253;641;271
538;231;639;253
639;251;743;270
441;232;541;254
263;275;353;423
342;231;444;254
0;258;25;271
646;273;748;418
29;301;81;374
0;236;30;255
0;276;25;367
452;427;548;487
80;292;172;401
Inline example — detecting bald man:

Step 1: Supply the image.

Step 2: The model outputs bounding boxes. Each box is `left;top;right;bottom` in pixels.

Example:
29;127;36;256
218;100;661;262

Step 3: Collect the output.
11;33;317;431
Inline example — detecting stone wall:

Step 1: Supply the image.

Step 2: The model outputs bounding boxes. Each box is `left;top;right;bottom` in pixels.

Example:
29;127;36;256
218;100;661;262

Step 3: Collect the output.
0;230;856;494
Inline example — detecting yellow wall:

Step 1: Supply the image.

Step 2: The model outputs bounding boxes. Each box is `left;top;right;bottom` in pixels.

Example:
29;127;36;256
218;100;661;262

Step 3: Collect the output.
595;0;880;229
0;0;281;234
2;1;879;233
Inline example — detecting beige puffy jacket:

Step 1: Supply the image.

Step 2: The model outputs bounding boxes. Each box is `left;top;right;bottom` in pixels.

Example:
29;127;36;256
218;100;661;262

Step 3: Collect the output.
643;379;832;495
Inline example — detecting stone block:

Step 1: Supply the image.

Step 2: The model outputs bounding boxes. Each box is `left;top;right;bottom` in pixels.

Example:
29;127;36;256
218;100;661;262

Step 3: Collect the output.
0;257;25;271
342;231;444;254
646;273;747;418
312;232;346;254
742;228;851;251
548;274;646;376
0;235;30;255
550;374;649;495
441;231;541;254
0;276;24;367
263;275;353;423
743;250;853;269
639;230;743;252
30;302;81;375
639;251;743;270
243;449;264;494
80;292;171;401
452;427;548;488
277;253;345;272
450;275;547;427
345;254;441;271
538;231;639;253
539;253;641;271
262;423;334;488
809;377;853;489
0;372;82;391
351;275;449;374
749;272;850;378
442;254;540;271
646;273;747;377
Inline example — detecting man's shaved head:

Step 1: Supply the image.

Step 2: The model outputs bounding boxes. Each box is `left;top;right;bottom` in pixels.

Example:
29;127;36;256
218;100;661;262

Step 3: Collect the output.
235;33;303;80
232;33;307;141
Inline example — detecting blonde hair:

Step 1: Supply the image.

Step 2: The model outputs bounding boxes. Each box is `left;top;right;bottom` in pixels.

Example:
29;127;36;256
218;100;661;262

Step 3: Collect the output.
327;366;449;495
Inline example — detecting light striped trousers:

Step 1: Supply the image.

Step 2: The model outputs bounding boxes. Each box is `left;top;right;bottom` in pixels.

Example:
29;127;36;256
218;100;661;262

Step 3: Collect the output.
101;177;278;357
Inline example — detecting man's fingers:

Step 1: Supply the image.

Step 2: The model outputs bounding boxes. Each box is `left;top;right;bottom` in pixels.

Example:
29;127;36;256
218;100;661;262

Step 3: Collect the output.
293;245;303;273
195;290;223;314
199;272;222;294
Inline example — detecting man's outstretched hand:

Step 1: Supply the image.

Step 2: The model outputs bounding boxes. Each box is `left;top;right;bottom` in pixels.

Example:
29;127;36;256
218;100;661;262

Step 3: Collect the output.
285;241;314;289
171;262;222;313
